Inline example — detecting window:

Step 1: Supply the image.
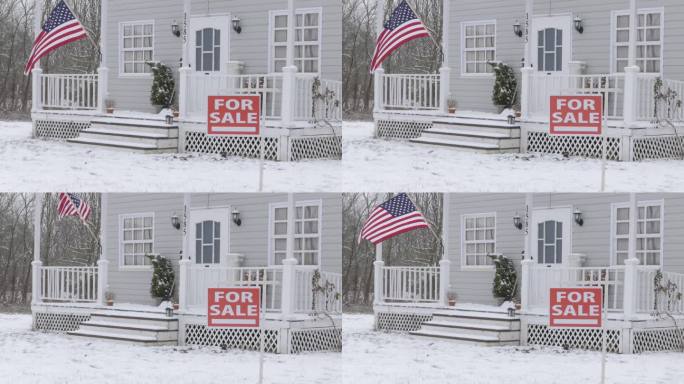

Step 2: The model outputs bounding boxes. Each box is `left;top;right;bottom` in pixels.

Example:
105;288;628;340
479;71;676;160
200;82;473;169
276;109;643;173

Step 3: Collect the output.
612;9;663;73
270;9;321;73
195;220;221;264
269;201;321;266
119;214;154;268
119;21;154;76
537;28;563;72
461;21;496;75
611;201;664;266
195;28;221;72
537;220;563;264
461;213;496;268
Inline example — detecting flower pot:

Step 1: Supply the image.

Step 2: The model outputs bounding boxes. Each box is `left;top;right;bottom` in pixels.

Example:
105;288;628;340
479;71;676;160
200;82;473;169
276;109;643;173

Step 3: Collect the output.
515;303;522;310
106;108;114;114
172;111;180;119
515;111;522;118
448;107;457;114
173;303;179;310
448;299;456;306
106;299;114;307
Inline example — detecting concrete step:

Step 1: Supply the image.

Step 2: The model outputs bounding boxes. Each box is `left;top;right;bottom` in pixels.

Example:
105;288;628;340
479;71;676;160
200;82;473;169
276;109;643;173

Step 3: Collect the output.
67;329;177;346
90;117;178;137
431;311;520;329
78;321;179;341
420;321;520;341
67;137;178;154
409;329;520;346
89;312;179;330
409;137;519;154
432;118;520;136
426;126;521;139
78;129;179;148
420;129;520;147
87;124;179;138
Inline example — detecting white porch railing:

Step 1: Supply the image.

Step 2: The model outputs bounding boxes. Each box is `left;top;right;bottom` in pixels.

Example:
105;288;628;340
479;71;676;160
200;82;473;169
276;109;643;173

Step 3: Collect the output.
636;76;684;122
294;77;343;122
40;74;99;110
40;266;99;302
293;268;343;314
380;73;441;111
636;268;684;314
380;266;441;303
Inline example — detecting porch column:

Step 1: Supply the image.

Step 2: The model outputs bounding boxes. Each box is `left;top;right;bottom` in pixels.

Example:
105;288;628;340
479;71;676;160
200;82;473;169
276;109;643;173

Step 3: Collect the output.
438;193;450;306
520;0;534;119
97;0;109;113
623;0;640;127
30;0;43;113
520;259;534;312
622;258;640;319
280;0;297;126
178;0;192;118
627;193;638;262
97;193;109;306
281;193;298;317
373;243;384;305
31;194;43;305
372;0;385;113
178;194;191;311
438;0;451;114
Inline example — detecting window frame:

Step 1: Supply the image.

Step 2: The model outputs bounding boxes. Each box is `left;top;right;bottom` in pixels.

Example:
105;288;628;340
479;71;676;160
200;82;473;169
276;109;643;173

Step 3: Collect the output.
460;212;497;270
267;7;323;75
610;8;665;74
610;199;665;267
460;20;497;78
118;212;155;271
118;20;155;78
268;199;323;267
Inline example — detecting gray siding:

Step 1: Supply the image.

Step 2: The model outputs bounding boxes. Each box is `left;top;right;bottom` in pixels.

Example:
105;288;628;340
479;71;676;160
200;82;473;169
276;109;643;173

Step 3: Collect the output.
448;0;684;112
104;193;341;305
105;0;341;112
446;193;684;305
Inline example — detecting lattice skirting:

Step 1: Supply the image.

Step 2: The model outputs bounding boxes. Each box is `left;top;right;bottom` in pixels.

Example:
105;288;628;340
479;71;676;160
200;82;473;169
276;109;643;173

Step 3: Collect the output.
526;324;622;353
34;119;90;139
289;135;342;161
632;136;684;161
632;328;684;353
375;312;433;332
184;324;280;353
526;132;622;160
184;132;280;161
289;327;342;353
33;312;90;332
376;120;432;139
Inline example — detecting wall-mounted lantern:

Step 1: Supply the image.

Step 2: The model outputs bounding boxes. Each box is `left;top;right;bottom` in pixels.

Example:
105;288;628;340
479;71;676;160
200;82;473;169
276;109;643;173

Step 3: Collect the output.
574;16;584;34
171;213;181;230
232;16;242;34
232;208;242;226
513;20;523;38
574;208;584;226
171;20;181;37
513;213;523;230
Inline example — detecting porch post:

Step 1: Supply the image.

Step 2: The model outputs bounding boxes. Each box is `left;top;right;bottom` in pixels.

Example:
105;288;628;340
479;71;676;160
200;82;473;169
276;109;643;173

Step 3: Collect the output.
31;194;43;305
438;0;451;114
520;0;534;120
628;193;638;262
96;0;109;113
372;0;385;113
373;243;384;305
280;193;298;317
623;0;640;127
97;193;109;306
280;0;297;126
622;258;640;319
520;259;534;312
438;193;450;306
439;259;450;306
178;0;192;118
178;193;191;311
30;0;43;113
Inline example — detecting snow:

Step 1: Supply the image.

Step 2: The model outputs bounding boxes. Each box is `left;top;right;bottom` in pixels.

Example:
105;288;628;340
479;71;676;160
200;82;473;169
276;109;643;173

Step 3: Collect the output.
0;313;340;384
4;119;684;191
343;313;684;384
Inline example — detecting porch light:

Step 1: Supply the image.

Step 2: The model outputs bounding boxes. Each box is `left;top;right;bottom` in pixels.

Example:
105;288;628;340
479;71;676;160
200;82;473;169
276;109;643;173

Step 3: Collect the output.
507;307;516;318
165;114;174;125
574;208;584;226
232;16;242;34
165;306;174;317
171;20;181;37
171;213;181;230
507;115;516;125
232;208;242;226
513;213;523;230
574;16;584;34
513;20;523;38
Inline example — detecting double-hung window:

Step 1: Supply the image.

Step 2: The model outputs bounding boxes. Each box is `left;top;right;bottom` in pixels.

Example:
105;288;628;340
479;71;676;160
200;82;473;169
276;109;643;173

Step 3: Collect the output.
270;201;322;266
120;213;154;268
461;213;496;268
612;9;663;73
270;9;321;73
120;21;154;75
461;21;496;75
611;201;663;266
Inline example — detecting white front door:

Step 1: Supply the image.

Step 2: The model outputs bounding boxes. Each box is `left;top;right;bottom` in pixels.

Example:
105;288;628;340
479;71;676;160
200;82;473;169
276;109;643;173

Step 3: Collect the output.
189;16;230;73
531;207;572;266
189;208;230;266
532;15;573;73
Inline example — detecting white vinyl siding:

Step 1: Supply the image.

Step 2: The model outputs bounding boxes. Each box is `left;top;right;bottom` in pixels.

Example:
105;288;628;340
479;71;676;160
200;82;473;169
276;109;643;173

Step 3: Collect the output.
461;21;496;76
612;9;664;73
270;8;322;73
119;213;154;269
269;200;322;266
461;213;496;268
119;21;154;76
611;201;664;266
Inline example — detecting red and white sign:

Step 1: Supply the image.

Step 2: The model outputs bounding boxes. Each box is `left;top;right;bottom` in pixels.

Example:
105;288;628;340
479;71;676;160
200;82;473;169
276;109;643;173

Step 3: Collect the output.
550;95;603;135
208;287;261;328
207;95;261;135
549;287;603;328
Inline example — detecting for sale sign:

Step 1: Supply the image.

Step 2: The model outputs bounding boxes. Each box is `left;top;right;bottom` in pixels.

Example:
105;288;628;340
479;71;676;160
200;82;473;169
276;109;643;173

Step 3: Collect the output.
208;287;261;327
207;95;261;135
549;287;603;328
549;95;603;135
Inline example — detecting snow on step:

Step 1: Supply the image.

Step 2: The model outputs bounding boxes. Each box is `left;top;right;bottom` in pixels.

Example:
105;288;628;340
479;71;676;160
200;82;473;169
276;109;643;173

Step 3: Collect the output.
427;128;513;139
68;329;176;345
85;127;171;139
67;137;178;154
410;137;518;154
433;117;519;128
410;310;521;346
409;330;519;346
68;311;180;345
90;117;176;128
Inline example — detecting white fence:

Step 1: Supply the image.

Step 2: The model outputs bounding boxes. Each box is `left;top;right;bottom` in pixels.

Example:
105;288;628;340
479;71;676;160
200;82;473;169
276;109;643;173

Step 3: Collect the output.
294;268;343;314
294;77;343;122
636;76;684;123
40;74;98;110
636;268;684;314
40;266;99;302
381;266;441;303
380;73;441;111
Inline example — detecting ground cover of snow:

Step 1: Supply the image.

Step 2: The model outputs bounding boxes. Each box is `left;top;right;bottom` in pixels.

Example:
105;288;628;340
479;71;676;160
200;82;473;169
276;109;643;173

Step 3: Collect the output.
3;119;684;191
342;313;684;384
0;313;340;384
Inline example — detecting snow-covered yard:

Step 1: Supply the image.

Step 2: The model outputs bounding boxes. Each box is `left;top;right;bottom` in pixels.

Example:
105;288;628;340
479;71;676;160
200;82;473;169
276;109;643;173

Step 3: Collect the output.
0;313;340;384
343;313;684;384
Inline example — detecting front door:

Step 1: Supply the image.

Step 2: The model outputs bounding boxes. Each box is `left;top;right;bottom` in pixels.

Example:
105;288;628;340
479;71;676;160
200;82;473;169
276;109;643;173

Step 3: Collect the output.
189;16;230;73
189;208;230;266
531;207;572;266
532;15;573;73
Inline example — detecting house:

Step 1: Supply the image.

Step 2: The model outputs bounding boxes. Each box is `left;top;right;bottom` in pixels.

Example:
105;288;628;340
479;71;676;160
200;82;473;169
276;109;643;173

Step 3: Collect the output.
30;0;342;161
372;193;684;354
31;192;343;354
372;0;684;161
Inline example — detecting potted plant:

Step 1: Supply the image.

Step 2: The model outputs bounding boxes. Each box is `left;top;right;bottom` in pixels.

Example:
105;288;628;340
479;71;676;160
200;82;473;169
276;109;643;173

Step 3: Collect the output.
447;290;457;306
105;291;115;306
105;99;116;114
147;254;176;305
146;61;176;113
488;61;518;113
447;98;458;114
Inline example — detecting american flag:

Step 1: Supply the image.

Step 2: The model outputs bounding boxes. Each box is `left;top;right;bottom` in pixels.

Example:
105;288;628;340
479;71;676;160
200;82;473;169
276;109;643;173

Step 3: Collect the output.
369;0;431;73
58;193;92;222
24;0;88;75
359;193;430;244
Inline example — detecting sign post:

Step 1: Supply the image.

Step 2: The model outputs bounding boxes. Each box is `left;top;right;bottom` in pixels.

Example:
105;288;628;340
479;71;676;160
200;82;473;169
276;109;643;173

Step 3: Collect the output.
549;287;605;383
208;94;264;191
549;95;605;191
208;287;264;384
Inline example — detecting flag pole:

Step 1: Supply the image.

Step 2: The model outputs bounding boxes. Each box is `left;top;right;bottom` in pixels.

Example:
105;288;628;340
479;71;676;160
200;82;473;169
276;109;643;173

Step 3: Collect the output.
404;193;444;259
403;0;444;64
60;0;102;61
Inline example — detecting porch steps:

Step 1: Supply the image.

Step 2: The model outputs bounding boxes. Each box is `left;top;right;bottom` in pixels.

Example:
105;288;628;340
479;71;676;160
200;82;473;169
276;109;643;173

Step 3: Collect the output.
409;309;521;346
410;117;520;154
68;311;179;346
67;117;179;154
